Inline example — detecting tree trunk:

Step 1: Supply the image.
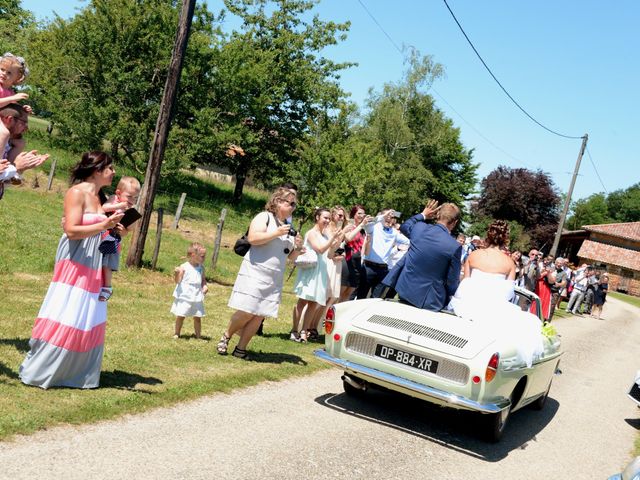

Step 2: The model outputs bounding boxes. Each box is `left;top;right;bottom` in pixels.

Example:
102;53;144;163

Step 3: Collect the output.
232;173;246;204
126;0;196;267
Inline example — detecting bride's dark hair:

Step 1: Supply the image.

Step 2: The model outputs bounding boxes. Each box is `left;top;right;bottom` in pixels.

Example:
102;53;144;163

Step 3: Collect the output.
485;220;510;248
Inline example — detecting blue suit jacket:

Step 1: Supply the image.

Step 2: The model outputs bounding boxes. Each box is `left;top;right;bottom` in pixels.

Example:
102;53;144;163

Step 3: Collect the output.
383;214;462;311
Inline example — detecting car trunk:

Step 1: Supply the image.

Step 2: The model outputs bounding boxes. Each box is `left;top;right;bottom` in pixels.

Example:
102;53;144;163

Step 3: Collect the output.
349;300;497;360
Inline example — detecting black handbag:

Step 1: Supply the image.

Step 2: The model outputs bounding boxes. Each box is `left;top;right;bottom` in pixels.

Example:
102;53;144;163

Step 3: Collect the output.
233;232;251;256
233;214;270;256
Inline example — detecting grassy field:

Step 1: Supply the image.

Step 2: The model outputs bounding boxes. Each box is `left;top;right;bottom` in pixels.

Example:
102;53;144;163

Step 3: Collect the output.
0;160;328;440
610;291;640;309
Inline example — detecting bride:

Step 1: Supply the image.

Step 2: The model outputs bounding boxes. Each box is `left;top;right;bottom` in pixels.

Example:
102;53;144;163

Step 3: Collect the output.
449;220;544;367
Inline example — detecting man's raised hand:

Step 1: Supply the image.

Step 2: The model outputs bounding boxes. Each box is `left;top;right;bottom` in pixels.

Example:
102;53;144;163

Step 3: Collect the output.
422;199;440;220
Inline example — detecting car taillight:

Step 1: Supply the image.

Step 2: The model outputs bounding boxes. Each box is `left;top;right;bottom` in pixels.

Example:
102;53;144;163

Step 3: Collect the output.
325;306;335;335
485;353;499;382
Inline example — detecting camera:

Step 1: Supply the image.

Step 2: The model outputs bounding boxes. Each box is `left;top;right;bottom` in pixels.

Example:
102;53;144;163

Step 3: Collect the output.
288;226;298;237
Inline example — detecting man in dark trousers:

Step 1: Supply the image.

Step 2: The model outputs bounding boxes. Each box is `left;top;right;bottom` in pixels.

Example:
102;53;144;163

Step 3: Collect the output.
382;201;462;311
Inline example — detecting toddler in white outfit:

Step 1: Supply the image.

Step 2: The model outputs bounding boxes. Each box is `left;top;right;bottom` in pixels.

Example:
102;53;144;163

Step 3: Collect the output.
171;242;208;339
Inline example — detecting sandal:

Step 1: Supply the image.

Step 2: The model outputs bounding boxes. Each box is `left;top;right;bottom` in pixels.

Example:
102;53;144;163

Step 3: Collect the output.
290;331;301;342
299;330;308;343
232;346;248;360
216;333;230;355
307;329;319;341
99;287;113;302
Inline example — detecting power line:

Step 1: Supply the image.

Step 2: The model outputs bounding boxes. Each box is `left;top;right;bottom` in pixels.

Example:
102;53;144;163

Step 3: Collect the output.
430;89;537;170
356;0;403;54
356;0;534;169
585;145;608;193
442;0;583;140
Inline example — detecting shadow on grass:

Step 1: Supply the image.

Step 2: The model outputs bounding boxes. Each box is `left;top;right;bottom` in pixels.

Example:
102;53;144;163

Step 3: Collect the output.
248;351;307;365
0;361;19;379
0;337;30;353
100;369;163;393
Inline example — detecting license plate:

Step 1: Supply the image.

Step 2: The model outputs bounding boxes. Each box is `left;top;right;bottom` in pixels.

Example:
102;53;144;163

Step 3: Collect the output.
374;344;439;373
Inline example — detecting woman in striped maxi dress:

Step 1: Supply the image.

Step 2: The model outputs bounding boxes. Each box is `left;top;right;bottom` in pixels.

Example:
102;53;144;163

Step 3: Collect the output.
19;151;124;389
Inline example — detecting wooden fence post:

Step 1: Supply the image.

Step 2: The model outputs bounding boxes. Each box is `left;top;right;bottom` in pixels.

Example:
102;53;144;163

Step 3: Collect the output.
172;192;187;229
211;208;227;270
47;158;57;191
151;208;164;270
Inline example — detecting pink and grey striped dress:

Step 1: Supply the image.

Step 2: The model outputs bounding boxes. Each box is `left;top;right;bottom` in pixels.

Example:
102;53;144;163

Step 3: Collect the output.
20;213;108;389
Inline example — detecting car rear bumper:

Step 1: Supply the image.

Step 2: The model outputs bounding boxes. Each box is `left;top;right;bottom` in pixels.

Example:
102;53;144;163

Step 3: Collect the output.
314;348;511;414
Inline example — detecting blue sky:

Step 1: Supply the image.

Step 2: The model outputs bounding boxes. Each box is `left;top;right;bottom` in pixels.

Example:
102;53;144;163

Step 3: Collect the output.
22;0;639;202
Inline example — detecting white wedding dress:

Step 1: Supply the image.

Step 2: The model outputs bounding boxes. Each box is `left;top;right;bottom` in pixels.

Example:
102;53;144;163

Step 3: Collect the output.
448;269;545;368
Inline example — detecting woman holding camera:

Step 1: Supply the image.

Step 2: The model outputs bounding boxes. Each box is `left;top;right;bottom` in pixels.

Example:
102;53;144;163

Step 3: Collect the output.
218;187;302;359
291;208;346;342
305;206;349;340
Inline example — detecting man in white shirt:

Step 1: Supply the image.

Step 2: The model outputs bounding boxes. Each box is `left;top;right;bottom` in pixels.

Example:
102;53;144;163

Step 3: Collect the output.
356;208;409;299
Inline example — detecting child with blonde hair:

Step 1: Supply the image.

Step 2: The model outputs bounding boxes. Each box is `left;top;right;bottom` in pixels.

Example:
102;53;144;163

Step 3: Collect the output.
172;242;208;339
0;53;30;160
98;176;141;301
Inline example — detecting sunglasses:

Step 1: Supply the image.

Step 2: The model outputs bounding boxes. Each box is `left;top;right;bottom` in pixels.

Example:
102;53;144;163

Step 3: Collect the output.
280;199;297;208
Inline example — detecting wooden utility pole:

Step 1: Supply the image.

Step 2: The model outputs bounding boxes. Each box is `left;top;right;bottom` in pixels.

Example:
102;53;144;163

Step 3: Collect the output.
549;134;588;258
126;0;196;267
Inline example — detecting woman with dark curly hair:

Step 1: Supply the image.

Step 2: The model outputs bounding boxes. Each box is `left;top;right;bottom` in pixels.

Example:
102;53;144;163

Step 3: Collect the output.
449;220;544;368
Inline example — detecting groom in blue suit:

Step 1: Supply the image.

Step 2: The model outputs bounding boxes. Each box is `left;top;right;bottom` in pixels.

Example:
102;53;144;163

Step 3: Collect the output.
382;201;462;311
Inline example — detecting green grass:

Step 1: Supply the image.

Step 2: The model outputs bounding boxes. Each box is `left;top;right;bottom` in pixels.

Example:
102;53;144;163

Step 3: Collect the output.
609;291;640;309
0;172;326;440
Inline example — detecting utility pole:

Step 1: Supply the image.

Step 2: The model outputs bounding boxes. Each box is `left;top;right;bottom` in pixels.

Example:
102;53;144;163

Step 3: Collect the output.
549;134;588;258
126;0;196;267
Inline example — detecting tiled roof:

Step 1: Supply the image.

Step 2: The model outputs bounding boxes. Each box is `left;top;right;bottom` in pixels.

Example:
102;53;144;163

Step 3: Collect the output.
582;222;640;242
577;239;640;271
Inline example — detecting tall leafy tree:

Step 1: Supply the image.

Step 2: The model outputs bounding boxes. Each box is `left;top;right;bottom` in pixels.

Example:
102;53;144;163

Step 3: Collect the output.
566;193;611;230
189;0;353;202
606;183;640;223
472;166;561;249
356;50;477;216
26;0;218;168
0;0;35;54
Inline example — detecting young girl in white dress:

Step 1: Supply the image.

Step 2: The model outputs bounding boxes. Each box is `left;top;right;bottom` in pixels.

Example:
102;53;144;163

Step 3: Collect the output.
171;242;208;339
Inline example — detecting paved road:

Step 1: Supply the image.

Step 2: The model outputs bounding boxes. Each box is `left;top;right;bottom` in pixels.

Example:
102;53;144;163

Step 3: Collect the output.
1;297;639;479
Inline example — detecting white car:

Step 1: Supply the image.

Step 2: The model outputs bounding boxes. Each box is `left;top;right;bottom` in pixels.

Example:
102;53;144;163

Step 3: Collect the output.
314;287;562;441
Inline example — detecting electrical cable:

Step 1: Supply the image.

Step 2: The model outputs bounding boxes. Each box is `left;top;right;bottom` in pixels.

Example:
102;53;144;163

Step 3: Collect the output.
442;0;583;140
585;145;608;193
357;0;537;169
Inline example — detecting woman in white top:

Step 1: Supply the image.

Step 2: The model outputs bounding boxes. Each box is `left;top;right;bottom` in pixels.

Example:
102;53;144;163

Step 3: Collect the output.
291;208;346;343
218;187;303;359
306;205;348;340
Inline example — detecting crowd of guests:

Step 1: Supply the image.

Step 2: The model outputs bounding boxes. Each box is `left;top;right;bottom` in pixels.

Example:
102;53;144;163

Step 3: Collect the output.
4;51;611;388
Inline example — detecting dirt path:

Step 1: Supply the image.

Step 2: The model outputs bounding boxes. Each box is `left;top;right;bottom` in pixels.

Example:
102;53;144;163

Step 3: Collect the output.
1;297;638;479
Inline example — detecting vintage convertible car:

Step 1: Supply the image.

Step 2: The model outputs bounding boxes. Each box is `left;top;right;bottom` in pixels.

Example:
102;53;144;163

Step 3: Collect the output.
314;287;562;441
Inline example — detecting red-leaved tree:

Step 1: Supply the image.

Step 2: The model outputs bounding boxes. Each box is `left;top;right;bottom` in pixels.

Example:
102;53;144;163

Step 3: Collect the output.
472;166;560;250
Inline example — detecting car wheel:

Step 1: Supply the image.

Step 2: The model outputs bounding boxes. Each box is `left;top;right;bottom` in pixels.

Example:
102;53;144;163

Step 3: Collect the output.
530;380;552;411
485;404;511;442
342;375;366;397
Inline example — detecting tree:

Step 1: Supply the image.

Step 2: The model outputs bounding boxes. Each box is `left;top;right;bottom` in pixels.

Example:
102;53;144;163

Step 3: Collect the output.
0;0;35;54
26;0;218;166
472;166;561;249
189;0;353;203
607;183;640;223
359;49;477;217
566;193;611;230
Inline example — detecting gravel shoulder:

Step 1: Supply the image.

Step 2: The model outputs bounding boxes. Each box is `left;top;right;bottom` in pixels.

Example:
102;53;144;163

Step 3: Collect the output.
1;296;638;479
